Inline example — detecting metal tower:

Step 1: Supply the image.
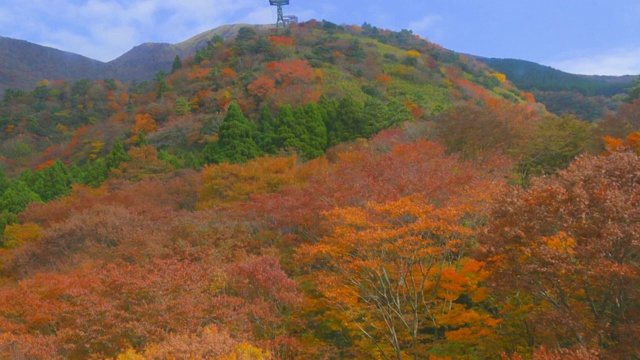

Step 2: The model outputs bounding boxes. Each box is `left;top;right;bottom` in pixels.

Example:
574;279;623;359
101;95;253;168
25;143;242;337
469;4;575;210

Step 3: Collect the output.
269;0;290;29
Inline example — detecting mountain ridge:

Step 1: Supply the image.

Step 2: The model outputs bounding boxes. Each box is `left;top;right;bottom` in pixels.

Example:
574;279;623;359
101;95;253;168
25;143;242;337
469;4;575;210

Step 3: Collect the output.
0;24;272;95
1;23;636;100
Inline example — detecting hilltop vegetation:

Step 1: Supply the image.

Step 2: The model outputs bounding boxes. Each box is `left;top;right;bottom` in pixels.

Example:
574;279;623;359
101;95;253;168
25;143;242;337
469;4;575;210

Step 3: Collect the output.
0;20;639;359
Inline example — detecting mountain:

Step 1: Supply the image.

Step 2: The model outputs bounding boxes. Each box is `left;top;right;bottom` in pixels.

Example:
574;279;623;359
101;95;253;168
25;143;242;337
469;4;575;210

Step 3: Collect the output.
0;36;106;95
0;19;532;174
0;24;270;96
476;57;635;96
108;24;273;82
3;26;636;102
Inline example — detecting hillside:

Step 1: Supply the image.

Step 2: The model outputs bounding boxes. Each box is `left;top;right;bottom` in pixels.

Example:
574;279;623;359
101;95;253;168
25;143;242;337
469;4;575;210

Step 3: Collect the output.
0;20;534;175
476;57;638;120
0;20;638;359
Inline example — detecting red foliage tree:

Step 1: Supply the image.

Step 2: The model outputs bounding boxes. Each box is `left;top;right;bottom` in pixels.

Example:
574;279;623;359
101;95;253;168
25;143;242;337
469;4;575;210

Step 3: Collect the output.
479;152;640;358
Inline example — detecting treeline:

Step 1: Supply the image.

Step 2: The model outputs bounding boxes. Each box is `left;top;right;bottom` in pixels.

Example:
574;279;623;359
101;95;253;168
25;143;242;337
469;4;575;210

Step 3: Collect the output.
481;58;634;96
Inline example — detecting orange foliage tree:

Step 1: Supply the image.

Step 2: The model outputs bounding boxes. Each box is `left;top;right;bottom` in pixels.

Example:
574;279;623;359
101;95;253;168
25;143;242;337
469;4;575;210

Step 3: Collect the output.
298;193;499;359
198;155;300;208
247;59;318;107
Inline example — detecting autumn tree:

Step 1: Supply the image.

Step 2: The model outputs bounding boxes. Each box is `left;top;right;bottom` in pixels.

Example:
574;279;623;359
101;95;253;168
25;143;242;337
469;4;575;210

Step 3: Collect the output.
436;100;534;158
111;146;175;182
594;99;640;139
517;115;593;182
479;152;640;358
198;155;298;208
298;194;498;359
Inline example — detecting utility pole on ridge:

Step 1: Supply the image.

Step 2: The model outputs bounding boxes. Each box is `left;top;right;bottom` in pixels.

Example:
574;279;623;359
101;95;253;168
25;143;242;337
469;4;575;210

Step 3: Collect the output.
269;0;290;29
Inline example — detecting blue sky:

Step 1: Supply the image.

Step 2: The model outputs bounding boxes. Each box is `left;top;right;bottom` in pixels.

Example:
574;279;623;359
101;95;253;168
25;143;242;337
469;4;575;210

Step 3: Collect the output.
1;0;639;75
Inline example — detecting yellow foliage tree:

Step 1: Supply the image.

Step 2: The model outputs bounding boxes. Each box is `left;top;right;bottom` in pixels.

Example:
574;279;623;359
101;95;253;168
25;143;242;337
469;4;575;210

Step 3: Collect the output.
198;155;299;208
3;223;42;249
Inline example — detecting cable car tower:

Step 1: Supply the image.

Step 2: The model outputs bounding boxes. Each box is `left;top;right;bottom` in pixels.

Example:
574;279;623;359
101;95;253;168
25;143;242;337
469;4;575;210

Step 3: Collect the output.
269;0;290;29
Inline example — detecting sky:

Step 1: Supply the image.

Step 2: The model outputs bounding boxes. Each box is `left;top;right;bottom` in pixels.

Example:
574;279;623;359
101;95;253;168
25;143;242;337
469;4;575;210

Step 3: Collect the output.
0;0;639;76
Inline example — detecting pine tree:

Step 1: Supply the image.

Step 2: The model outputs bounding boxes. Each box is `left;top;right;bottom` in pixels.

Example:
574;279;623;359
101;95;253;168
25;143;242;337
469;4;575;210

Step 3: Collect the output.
0;168;9;194
171;55;183;74
299;103;327;159
275;105;304;151
385;99;413;127
106;139;130;170
39;160;71;201
175;97;191;115
0;180;41;214
362;98;388;138
205;102;261;164
328;95;364;145
256;106;278;154
83;158;108;188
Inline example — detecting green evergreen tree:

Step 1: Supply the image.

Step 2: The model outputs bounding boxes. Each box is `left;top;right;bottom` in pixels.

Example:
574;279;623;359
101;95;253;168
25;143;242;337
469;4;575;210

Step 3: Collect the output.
328;95;364;145
362;98;389;137
155;71;169;99
275;105;304;151
299;103;327;159
67;163;85;184
0;180;42;214
106;139;130;170
625;77;640;102
158;150;183;168
175;97;191;115
385;99;414;127
171;55;183;74
83;158;108;188
126;96;134;114
0;168;9;194
183;152;202;169
38;160;71;201
205;102;261;164
256;106;278;154
202;140;219;164
137;132;148;146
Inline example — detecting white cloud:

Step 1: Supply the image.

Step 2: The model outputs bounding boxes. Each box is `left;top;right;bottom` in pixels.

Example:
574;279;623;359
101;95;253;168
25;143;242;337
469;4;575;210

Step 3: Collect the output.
0;0;278;61
547;47;640;76
408;15;441;32
407;14;444;43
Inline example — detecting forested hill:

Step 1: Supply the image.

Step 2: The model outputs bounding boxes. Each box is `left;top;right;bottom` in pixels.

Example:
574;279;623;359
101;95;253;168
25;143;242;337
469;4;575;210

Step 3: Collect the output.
0;20;532;177
478;57;635;96
1;20;639;360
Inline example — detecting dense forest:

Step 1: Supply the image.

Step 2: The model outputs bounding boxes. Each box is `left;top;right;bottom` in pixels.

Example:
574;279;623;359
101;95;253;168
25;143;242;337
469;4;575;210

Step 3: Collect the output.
0;20;639;359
